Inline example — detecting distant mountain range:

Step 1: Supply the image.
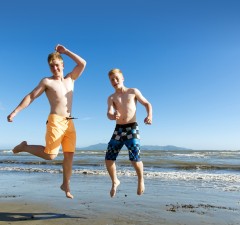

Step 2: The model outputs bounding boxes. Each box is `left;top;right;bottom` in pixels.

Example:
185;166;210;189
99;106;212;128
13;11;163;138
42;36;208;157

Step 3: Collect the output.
77;143;191;151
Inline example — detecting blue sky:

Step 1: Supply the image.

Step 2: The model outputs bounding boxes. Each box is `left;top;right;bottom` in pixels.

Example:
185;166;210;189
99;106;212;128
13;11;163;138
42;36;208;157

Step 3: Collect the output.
0;0;239;150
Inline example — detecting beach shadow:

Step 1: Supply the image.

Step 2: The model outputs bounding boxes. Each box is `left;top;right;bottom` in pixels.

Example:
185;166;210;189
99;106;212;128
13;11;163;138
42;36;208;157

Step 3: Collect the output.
0;212;86;221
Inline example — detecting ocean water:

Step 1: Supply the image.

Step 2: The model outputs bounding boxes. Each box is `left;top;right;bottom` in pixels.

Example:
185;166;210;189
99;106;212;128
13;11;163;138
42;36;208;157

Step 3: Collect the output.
0;148;240;193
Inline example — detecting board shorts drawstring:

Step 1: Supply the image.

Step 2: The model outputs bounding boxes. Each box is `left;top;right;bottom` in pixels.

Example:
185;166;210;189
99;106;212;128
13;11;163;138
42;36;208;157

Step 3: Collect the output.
66;117;78;120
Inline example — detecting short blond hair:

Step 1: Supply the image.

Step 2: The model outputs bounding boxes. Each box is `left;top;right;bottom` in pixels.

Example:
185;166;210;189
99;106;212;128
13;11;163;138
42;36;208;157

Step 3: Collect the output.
108;68;123;77
48;52;63;64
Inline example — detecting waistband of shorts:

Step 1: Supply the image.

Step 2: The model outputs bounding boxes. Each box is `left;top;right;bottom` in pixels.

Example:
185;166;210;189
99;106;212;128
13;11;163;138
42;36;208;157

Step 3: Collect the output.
115;122;138;129
48;114;74;120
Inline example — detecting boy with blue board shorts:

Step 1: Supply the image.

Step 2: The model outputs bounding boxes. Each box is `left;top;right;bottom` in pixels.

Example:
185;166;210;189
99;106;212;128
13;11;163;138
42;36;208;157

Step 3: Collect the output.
105;68;152;197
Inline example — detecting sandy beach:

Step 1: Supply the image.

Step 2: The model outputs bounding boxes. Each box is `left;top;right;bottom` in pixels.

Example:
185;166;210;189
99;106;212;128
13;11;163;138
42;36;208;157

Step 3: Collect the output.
0;171;239;225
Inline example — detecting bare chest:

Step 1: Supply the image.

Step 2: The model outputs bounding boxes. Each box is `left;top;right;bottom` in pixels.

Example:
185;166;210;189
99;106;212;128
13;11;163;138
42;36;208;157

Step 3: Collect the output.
113;93;136;107
46;79;74;98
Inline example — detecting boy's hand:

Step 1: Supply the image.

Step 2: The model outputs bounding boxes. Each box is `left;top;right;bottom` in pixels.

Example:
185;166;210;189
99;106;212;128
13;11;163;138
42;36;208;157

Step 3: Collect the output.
114;110;120;120
55;44;67;54
7;112;16;122
144;116;152;125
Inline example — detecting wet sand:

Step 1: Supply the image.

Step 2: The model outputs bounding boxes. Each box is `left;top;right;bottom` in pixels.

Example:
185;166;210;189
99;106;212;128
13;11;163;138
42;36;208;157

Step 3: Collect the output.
0;171;239;225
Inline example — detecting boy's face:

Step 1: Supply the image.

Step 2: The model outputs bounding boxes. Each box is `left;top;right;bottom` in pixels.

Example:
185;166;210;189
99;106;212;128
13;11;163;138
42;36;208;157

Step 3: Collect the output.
49;59;64;77
109;73;124;89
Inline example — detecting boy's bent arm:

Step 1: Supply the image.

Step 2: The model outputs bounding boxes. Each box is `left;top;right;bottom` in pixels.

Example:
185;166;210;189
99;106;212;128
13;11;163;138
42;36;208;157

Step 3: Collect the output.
56;44;86;80
107;96;119;120
143;101;152;124
134;88;153;124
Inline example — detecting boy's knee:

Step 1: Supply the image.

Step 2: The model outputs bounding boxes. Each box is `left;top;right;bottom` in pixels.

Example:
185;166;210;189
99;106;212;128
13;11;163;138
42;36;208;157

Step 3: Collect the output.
46;154;57;160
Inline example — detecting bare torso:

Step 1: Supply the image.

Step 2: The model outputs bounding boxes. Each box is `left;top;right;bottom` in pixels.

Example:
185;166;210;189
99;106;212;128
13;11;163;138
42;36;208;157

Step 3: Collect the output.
111;88;137;124
44;76;74;117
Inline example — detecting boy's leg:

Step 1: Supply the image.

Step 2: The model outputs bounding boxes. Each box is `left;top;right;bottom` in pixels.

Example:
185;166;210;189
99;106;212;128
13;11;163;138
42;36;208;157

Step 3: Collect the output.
105;159;120;198
131;161;145;195
12;141;57;160
60;119;76;199
105;125;123;198
13;115;63;160
123;122;144;195
61;152;74;199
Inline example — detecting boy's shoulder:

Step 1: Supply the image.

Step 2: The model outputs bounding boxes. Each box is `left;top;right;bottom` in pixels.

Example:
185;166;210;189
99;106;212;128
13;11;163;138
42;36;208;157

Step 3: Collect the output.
127;87;139;93
41;76;54;81
108;92;116;100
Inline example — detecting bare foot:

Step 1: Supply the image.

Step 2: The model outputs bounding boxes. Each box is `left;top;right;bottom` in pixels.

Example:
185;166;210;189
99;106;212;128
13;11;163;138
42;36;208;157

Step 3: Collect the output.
137;179;145;195
12;141;27;154
110;179;120;198
60;184;74;199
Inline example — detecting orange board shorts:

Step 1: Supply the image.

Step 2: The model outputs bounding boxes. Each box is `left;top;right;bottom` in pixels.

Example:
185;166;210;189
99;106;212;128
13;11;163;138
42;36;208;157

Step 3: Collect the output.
44;114;76;155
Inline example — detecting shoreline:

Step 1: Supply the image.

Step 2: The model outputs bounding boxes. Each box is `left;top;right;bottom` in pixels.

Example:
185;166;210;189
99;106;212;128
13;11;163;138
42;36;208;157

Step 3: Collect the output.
0;171;239;225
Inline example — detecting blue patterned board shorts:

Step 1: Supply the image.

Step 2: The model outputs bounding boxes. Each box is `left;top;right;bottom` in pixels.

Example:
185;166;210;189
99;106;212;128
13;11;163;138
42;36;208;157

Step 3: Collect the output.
105;122;141;162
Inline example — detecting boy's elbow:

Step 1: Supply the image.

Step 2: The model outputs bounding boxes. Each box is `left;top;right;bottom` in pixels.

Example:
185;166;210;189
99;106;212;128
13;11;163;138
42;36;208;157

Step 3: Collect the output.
77;59;87;70
107;112;113;120
82;59;87;68
144;102;151;108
